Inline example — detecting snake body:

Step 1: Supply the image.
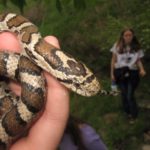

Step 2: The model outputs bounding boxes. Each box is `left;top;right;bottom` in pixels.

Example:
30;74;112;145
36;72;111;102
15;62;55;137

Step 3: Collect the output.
0;13;100;149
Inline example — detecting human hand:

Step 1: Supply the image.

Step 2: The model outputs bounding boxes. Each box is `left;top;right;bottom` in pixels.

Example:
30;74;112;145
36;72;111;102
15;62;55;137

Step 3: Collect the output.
111;74;115;82
0;32;69;150
139;69;146;77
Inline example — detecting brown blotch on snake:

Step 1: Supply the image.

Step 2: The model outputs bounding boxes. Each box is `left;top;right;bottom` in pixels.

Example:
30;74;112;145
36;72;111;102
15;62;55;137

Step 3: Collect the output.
0;96;14;117
19;56;42;76
34;39;62;69
2;106;27;136
67;60;87;76
20;25;39;44
0;53;8;76
21;83;45;113
0;13;7;22
7;15;28;29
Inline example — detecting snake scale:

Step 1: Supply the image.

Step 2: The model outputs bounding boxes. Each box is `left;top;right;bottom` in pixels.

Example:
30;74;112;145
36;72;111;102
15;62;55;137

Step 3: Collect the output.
0;13;100;149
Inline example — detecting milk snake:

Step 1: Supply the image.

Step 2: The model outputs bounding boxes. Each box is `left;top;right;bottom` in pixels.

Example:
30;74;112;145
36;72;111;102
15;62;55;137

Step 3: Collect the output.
0;13;100;149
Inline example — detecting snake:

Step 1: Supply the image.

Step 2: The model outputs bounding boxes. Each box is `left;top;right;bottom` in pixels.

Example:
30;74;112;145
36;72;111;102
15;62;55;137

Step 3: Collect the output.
0;12;100;149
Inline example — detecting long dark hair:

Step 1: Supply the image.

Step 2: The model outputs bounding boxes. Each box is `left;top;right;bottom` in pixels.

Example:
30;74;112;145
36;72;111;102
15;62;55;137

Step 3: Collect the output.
116;28;141;53
65;115;87;150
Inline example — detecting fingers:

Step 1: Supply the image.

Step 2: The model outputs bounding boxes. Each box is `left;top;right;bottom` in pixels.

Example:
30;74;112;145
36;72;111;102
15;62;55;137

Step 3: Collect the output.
8;81;21;96
0;32;21;52
111;74;115;82
44;36;61;48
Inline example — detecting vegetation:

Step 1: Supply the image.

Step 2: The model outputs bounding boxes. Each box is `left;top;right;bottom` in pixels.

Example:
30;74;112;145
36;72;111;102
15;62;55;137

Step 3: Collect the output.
0;0;150;149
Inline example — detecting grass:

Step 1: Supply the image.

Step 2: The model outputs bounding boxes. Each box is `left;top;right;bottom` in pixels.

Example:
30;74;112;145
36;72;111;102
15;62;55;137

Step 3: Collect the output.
70;71;150;150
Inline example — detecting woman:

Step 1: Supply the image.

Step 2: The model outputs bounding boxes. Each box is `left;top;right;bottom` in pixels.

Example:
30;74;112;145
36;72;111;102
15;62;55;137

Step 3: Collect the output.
59;115;107;150
110;28;146;121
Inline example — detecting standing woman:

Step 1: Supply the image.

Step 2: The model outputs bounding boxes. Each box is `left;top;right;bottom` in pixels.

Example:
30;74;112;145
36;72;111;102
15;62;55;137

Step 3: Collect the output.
110;28;146;121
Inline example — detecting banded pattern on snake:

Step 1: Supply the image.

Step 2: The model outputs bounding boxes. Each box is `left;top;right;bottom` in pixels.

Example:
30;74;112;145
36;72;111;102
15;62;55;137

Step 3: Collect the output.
0;13;100;149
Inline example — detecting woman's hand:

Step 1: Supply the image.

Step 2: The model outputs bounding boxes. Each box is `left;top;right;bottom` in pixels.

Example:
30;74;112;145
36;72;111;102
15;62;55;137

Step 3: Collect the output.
111;74;116;82
139;69;146;77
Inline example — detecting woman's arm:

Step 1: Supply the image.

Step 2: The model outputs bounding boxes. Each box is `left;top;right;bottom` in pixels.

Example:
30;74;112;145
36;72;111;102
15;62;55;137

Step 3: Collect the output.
136;59;146;77
110;53;117;81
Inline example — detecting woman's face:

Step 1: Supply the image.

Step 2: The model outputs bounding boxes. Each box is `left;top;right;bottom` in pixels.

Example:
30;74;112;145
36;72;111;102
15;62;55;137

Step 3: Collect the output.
123;30;133;44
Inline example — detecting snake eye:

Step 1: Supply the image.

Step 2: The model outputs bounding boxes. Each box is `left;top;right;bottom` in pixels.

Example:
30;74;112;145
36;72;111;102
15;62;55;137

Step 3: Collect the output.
74;83;80;88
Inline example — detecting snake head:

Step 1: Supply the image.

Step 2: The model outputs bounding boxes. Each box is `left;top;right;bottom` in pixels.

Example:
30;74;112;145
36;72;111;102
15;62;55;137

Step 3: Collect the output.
68;74;101;97
57;72;101;97
45;48;101;97
55;57;101;97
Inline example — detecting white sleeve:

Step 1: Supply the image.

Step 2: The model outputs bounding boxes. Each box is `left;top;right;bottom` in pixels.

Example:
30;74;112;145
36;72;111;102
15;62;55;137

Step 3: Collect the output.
110;43;117;54
138;49;144;58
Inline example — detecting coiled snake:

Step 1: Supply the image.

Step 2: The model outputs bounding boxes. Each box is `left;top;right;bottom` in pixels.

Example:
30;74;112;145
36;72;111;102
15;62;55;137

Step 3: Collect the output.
0;13;100;149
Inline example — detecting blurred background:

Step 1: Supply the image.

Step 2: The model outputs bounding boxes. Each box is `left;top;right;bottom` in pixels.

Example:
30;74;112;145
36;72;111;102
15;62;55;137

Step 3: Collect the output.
0;0;149;149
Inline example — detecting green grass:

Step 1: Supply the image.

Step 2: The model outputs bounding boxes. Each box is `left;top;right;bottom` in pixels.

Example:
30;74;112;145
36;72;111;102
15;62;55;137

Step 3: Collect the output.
70;72;150;150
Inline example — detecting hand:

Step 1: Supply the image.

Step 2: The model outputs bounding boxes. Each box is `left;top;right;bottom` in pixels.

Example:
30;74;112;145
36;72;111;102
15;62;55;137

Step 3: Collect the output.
111;74;115;82
0;32;69;150
139;69;146;77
